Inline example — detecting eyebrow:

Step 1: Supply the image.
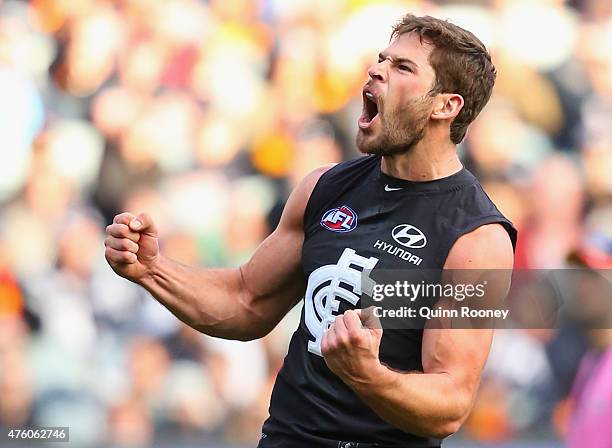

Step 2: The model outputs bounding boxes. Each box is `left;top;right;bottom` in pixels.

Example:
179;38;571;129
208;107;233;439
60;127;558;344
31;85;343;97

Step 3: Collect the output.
378;52;419;71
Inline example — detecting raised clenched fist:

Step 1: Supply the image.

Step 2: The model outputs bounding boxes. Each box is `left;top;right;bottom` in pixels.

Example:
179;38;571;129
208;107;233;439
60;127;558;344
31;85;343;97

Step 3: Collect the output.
104;212;159;283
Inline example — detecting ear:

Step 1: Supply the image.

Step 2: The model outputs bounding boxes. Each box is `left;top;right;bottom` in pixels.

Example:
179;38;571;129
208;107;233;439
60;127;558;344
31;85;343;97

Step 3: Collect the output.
431;94;464;121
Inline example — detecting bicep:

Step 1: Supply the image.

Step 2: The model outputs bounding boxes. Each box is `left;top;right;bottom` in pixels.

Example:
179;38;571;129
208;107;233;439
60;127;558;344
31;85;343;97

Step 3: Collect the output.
238;166;332;330
420;324;493;425
421;326;493;387
240;220;306;322
421;223;514;397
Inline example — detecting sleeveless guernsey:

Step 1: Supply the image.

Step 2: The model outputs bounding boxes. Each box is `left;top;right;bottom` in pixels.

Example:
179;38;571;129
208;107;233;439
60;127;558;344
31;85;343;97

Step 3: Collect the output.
259;155;517;448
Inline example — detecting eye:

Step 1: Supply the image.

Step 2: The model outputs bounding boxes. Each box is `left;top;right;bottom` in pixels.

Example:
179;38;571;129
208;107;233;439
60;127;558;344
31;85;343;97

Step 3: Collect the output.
398;65;412;73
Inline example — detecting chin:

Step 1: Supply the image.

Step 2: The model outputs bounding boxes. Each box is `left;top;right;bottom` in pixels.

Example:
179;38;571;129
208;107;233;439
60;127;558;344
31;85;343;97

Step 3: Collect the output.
356;130;420;157
356;129;388;155
356;131;379;155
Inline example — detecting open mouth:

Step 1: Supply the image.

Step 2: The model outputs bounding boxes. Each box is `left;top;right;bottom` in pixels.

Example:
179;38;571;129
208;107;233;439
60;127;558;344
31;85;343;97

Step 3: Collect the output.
358;90;379;129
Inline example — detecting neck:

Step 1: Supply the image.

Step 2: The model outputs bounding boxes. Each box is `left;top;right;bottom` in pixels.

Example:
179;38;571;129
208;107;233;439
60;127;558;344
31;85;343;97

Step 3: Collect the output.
380;134;462;181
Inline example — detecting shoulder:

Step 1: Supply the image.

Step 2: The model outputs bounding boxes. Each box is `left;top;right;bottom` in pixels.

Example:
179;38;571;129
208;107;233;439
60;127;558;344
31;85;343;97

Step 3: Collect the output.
320;155;379;181
300;163;337;197
441;169;518;254
444;223;514;270
279;164;337;230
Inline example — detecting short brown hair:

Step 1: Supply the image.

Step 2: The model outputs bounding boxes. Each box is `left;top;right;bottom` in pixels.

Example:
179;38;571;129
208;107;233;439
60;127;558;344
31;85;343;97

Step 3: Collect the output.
391;14;496;144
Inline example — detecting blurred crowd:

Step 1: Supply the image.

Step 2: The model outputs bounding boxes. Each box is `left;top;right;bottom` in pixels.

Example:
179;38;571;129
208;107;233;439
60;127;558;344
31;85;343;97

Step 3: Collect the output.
0;0;611;446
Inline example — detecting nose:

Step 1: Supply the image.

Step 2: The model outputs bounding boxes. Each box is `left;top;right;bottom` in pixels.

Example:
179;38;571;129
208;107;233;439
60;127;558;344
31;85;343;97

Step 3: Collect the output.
367;60;386;83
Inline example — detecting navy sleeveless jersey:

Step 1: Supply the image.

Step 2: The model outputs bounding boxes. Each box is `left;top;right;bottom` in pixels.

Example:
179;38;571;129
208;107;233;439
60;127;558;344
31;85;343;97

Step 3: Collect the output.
259;155;517;448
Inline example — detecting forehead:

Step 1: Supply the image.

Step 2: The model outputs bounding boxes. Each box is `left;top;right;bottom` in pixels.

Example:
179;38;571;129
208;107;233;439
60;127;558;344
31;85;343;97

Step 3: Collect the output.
384;32;435;74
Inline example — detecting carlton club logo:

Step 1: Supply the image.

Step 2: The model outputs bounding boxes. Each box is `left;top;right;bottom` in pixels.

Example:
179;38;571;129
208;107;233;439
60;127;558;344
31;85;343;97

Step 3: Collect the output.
321;205;358;233
304;248;379;356
392;224;427;249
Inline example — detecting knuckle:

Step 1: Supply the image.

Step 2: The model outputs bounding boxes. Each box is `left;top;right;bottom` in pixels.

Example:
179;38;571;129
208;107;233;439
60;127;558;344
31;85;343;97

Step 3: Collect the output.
116;225;129;237
104;246;133;264
322;343;331;355
117;251;131;263
117;225;137;241
109;224;122;237
105;236;116;247
105;248;117;261
327;337;337;350
114;212;133;224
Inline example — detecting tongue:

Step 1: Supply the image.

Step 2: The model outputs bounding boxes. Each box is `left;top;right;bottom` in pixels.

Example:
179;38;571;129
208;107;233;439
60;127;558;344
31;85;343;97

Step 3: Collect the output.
359;111;377;128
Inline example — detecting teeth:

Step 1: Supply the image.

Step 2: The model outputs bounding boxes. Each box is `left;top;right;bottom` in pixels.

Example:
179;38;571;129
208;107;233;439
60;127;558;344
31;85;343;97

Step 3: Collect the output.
365;92;375;100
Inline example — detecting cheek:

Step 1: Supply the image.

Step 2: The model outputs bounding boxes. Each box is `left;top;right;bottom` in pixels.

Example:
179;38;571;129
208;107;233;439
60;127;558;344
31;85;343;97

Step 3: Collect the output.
382;95;408;118
389;77;431;106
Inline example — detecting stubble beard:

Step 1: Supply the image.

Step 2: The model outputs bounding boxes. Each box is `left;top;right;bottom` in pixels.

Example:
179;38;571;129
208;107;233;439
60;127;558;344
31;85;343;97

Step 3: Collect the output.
356;96;432;157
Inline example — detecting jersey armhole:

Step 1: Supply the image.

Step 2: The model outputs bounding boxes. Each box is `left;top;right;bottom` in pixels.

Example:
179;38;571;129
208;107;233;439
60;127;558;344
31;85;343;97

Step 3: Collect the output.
302;167;335;237
447;216;518;257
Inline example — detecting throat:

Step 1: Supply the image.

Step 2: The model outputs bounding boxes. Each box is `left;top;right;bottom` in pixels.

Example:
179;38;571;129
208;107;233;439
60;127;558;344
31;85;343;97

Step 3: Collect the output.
381;151;463;182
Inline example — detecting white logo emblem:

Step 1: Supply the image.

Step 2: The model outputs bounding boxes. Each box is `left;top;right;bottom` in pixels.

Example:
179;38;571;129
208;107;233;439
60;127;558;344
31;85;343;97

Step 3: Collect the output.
384;184;403;192
304;248;379;356
392;224;427;249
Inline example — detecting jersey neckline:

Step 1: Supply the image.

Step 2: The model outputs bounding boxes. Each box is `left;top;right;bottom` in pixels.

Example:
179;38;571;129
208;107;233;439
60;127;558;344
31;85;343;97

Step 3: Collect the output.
374;155;475;194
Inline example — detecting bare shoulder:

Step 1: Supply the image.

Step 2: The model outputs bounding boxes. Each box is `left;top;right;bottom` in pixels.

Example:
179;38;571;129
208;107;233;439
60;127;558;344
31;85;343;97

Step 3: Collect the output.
279;163;337;230
301;163;337;197
444;223;514;270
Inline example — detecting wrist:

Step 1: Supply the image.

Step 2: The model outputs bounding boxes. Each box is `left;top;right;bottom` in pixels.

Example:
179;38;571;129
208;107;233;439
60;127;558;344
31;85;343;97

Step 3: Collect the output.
138;254;163;287
346;360;393;396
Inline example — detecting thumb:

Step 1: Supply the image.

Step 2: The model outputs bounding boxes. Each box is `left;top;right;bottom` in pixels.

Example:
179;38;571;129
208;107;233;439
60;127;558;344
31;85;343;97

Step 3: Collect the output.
356;307;382;331
129;213;158;236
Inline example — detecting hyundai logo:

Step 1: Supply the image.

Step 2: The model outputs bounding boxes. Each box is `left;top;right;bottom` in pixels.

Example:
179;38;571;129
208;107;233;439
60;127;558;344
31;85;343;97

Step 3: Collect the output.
391;224;427;249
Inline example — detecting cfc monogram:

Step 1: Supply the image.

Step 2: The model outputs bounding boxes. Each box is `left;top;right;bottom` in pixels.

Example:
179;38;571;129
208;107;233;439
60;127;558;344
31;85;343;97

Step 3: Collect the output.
304;248;379;356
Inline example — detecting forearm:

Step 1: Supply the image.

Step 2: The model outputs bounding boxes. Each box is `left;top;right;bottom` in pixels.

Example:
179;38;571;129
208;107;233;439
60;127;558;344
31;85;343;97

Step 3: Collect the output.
349;364;470;439
139;255;259;340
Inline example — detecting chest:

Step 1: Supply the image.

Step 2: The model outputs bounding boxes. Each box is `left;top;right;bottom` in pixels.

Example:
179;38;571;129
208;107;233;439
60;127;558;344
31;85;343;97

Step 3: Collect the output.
302;195;453;277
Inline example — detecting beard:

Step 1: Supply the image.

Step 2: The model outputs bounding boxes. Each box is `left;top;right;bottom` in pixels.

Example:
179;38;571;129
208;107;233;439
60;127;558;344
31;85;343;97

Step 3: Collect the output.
356;95;432;156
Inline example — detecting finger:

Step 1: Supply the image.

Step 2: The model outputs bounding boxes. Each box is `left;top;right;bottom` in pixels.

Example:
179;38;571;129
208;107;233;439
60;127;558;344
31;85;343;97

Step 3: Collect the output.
344;309;364;341
105;236;139;253
321;328;329;355
355;307;382;330
105;247;137;264
333;315;350;345
106;223;141;242
113;212;135;225
129;212;157;236
324;323;337;350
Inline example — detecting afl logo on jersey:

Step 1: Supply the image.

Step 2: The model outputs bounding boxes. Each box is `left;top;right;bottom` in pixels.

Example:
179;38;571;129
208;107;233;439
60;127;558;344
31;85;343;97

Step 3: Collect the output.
392;224;427;249
321;205;358;233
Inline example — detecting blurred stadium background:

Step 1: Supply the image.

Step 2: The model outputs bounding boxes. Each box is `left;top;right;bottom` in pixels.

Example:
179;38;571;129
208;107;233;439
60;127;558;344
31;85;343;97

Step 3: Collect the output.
0;0;611;446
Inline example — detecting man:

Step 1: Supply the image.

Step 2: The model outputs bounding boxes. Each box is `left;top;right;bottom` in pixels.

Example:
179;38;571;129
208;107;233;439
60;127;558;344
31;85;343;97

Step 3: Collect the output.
105;14;516;448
